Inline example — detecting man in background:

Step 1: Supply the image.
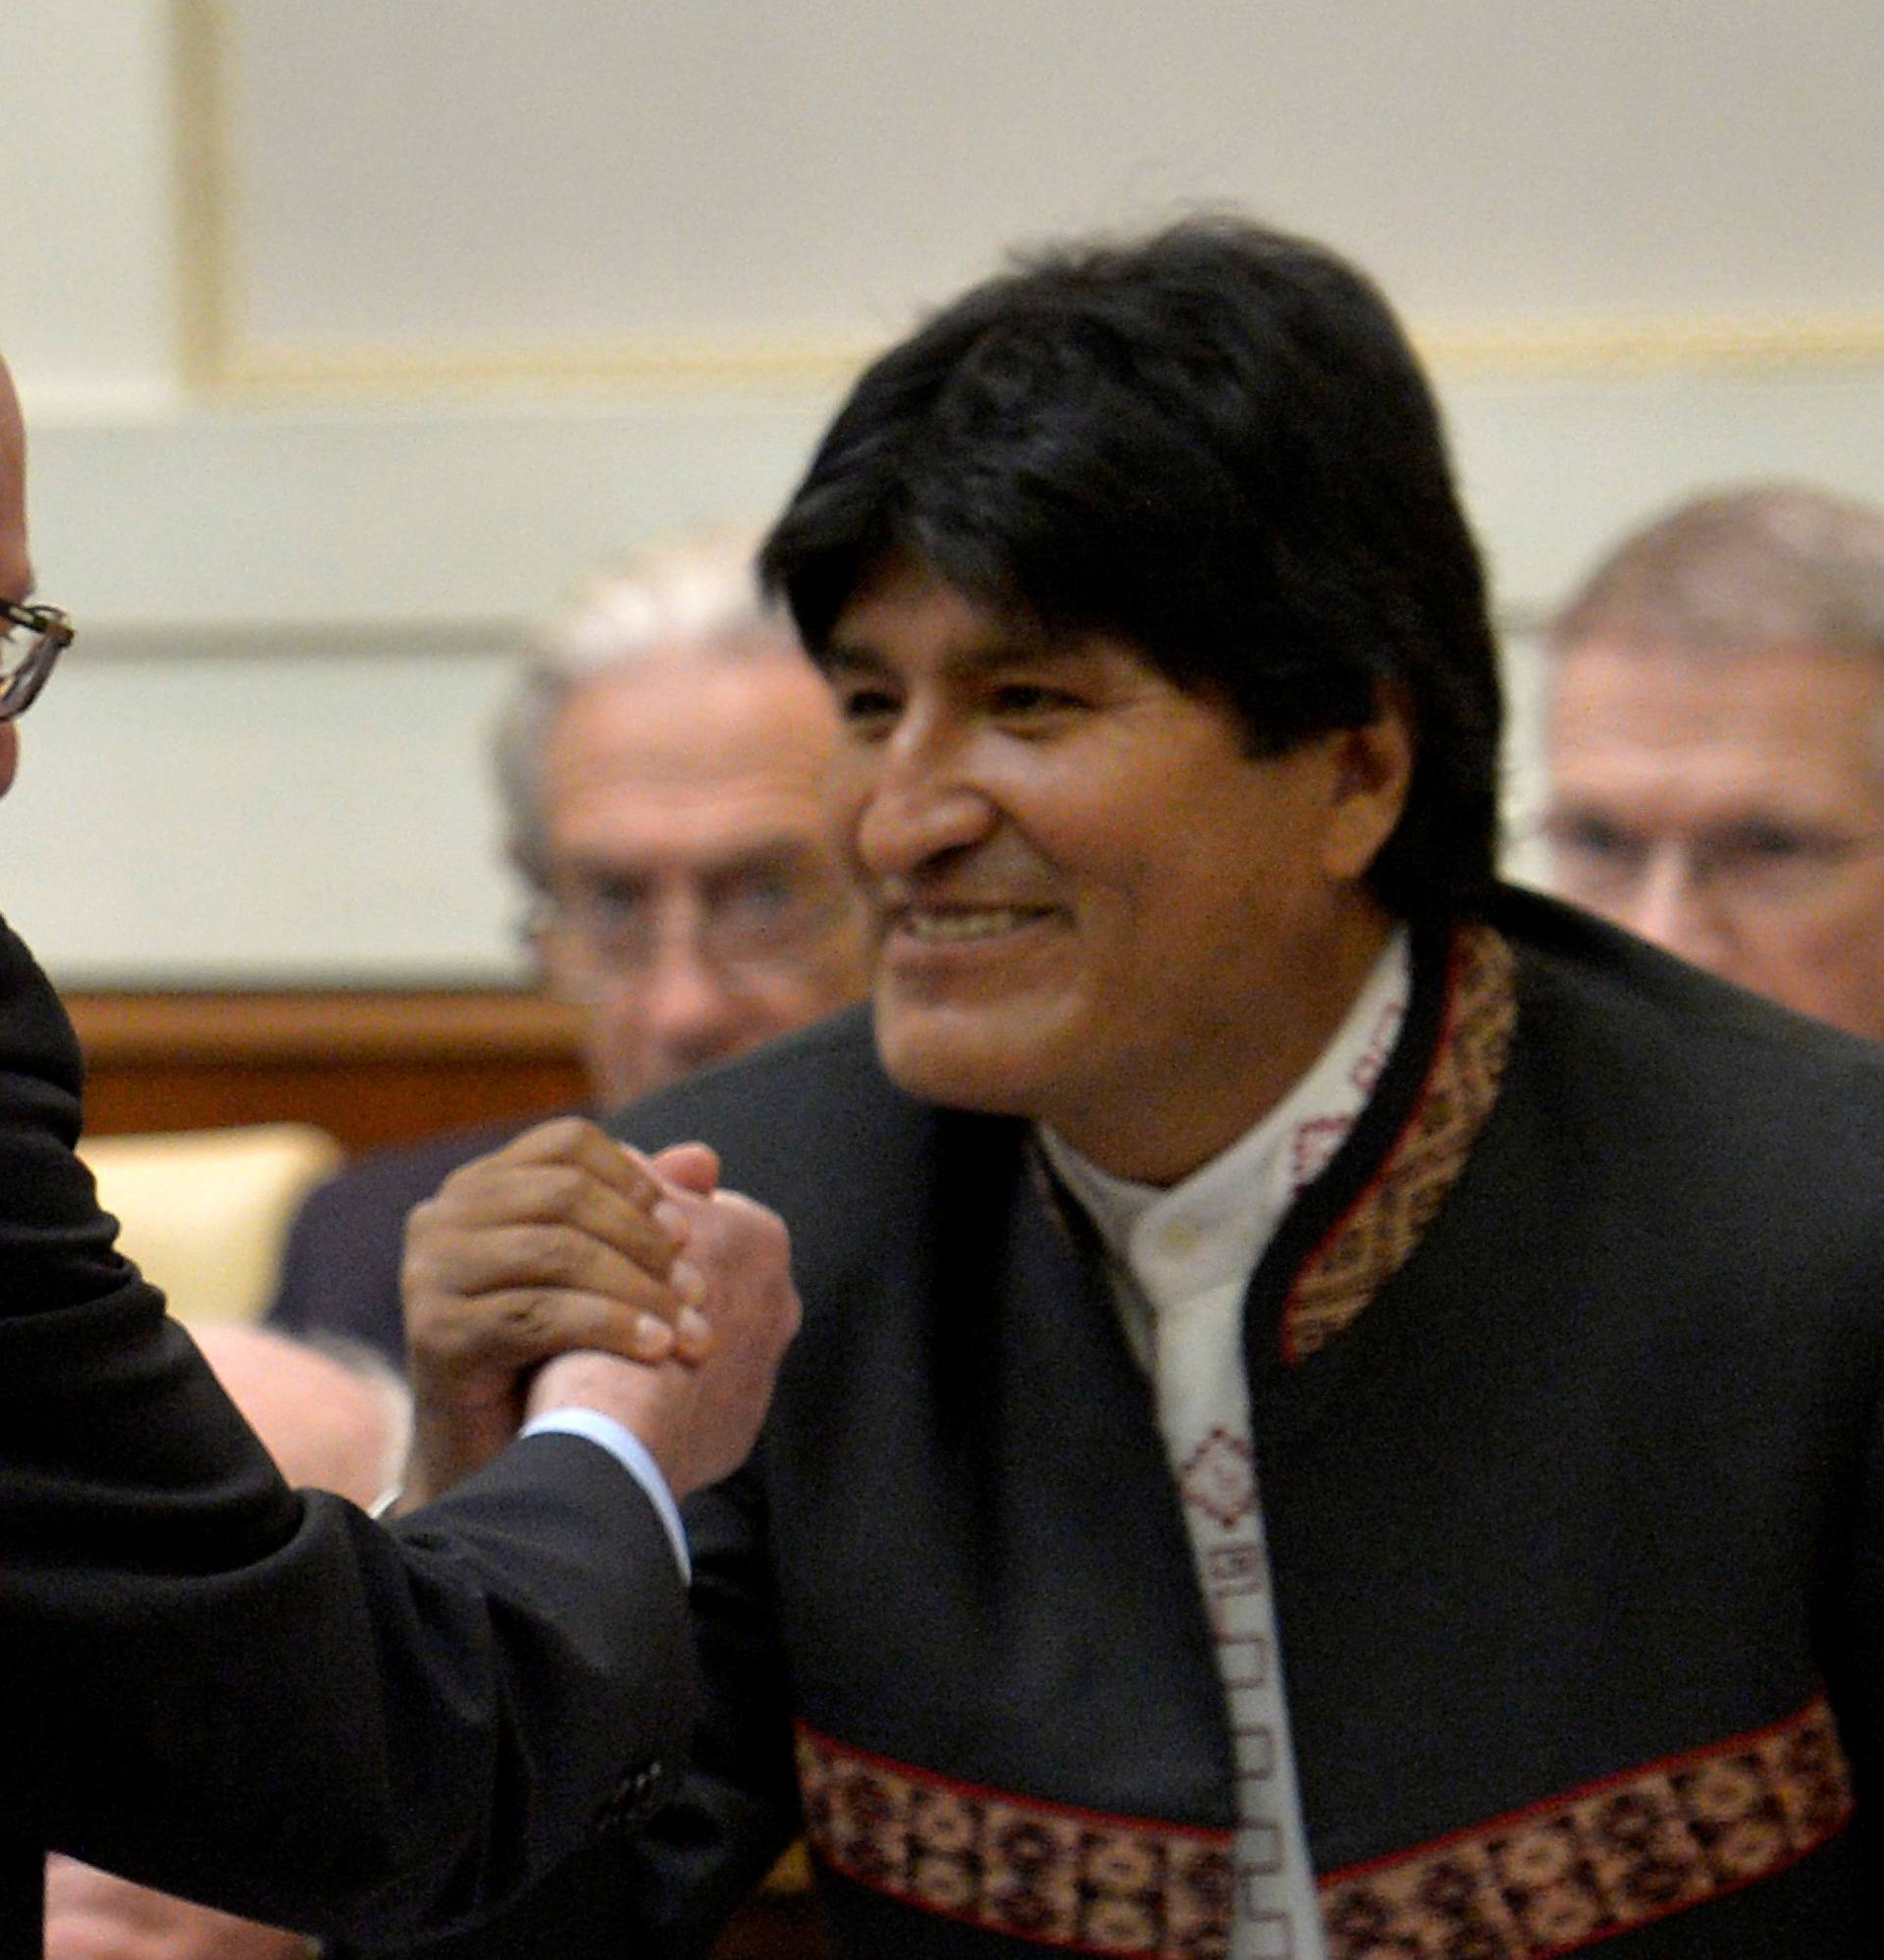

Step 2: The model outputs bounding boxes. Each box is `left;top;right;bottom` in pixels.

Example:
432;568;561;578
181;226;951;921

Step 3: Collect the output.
45;1326;409;1960
1542;483;1884;1034
269;537;870;1359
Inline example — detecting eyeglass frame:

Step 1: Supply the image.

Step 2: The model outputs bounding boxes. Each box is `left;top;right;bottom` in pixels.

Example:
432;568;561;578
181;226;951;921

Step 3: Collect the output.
1537;805;1884;916
522;867;859;1004
0;601;74;721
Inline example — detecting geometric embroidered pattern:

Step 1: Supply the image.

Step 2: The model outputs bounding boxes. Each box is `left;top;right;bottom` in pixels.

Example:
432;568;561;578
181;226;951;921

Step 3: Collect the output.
1178;1428;1257;1530
1284;923;1517;1362
796;1722;1236;1957
1318;1693;1855;1959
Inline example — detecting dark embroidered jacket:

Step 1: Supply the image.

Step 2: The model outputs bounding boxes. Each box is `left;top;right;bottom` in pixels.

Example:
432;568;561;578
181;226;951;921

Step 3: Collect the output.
390;887;1884;1960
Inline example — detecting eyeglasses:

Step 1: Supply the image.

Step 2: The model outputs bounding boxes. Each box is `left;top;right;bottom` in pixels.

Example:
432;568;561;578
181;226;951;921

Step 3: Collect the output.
529;869;856;1001
0;601;74;721
1541;810;1884;915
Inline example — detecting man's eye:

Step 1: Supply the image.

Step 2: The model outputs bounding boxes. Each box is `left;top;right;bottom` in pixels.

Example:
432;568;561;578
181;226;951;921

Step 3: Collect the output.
713;873;795;922
990;683;1078;717
581;887;654;930
1722;823;1816;864
1547;815;1634;860
835;684;900;727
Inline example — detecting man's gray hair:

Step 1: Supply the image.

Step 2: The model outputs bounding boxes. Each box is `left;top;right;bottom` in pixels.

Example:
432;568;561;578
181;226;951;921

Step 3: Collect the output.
494;532;799;888
1548;483;1884;661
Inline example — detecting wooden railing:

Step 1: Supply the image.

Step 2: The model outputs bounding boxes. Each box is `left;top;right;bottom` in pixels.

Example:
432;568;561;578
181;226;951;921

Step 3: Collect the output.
66;988;590;1149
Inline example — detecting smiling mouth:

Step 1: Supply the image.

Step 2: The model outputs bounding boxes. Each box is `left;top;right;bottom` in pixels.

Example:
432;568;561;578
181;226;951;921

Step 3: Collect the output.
893;905;1053;943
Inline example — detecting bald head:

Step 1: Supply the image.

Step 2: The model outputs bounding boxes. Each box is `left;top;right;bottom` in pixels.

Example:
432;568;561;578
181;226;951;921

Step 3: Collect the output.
189;1323;408;1506
0;355;23;520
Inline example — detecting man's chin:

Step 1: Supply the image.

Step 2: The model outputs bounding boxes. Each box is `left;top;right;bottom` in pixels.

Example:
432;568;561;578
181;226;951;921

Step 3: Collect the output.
870;1005;1055;1120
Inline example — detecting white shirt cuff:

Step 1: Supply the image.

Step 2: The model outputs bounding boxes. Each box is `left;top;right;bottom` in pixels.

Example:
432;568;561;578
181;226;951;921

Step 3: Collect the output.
519;1408;691;1582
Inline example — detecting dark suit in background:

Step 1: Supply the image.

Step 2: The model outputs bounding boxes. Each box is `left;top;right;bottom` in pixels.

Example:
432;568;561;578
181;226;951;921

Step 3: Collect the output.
0;918;695;1956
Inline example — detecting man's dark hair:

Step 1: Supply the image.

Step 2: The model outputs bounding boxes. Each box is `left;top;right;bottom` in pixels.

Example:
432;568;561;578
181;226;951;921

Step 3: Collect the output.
759;216;1502;921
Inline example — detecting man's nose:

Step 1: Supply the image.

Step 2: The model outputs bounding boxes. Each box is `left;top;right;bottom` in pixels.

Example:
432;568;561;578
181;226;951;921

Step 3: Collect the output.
1619;845;1738;977
638;929;740;1043
853;720;995;877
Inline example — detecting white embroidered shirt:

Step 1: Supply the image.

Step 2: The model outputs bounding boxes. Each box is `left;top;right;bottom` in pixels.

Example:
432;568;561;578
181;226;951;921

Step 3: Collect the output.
1040;929;1410;1960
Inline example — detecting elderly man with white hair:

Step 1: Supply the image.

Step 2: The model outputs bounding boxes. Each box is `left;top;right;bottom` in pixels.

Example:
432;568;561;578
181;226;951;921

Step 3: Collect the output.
269;536;870;1360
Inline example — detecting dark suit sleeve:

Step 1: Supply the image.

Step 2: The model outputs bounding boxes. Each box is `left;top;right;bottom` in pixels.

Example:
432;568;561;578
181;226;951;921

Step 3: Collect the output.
0;918;700;1944
347;1459;805;1960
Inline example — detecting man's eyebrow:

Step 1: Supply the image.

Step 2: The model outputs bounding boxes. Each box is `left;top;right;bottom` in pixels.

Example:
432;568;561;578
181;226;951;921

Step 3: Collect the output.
566;839;820;887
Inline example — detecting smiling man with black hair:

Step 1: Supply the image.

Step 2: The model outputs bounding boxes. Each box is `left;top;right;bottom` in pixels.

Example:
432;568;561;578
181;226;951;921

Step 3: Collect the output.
394;220;1884;1959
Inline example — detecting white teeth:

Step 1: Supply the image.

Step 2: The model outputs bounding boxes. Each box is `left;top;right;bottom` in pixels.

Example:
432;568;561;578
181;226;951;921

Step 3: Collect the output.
902;908;1034;941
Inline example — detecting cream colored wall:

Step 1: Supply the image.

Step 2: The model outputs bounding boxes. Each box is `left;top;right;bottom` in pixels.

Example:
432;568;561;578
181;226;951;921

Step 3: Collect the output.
4;0;1882;980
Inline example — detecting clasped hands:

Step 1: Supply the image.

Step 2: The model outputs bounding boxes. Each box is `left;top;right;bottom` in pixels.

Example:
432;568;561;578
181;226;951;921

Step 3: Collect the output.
399;1117;801;1505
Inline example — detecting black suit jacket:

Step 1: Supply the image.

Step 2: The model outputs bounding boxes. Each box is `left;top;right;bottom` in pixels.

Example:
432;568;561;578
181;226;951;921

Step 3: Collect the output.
0;916;698;1956
372;888;1884;1958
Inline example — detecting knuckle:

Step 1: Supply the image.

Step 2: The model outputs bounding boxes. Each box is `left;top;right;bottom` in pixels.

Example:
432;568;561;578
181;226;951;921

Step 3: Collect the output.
533;1163;592;1219
520;1113;595;1154
515;1222;586;1287
496;1290;555;1343
400;1241;454;1306
431;1157;496;1208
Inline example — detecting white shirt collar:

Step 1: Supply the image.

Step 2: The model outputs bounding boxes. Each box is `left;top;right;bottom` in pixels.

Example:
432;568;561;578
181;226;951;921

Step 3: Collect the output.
1041;927;1411;1310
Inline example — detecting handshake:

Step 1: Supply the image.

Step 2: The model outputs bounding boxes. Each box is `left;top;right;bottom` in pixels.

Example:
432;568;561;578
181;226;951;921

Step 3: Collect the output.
398;1118;802;1508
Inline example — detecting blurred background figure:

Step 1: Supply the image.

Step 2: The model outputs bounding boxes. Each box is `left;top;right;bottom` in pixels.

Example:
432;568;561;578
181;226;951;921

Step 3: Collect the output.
43;1325;411;1960
1541;484;1884;1036
268;536;871;1360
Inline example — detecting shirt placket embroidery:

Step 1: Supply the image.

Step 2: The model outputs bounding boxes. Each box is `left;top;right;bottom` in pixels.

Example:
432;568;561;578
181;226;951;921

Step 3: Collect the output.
1049;936;1411;1960
1156;1274;1316;1959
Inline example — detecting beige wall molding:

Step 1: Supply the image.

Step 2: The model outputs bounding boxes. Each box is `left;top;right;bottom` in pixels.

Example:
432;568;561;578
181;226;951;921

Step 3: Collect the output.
183;315;1884;406
171;0;1884;403
171;0;236;392
1416;316;1884;381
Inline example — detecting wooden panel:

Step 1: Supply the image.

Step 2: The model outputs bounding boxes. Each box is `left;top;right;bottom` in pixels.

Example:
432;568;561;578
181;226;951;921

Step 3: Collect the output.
66;989;588;1152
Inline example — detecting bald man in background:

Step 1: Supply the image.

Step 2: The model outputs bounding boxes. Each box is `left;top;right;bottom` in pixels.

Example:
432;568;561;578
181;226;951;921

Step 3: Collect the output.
1543;483;1884;1035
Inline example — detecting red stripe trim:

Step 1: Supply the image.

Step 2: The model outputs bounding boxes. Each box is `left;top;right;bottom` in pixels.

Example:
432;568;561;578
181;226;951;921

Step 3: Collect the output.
1282;935;1464;1342
796;1698;1853;1959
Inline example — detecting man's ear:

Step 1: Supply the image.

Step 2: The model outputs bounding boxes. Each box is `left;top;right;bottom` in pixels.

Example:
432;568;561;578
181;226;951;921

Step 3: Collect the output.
1322;684;1415;880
